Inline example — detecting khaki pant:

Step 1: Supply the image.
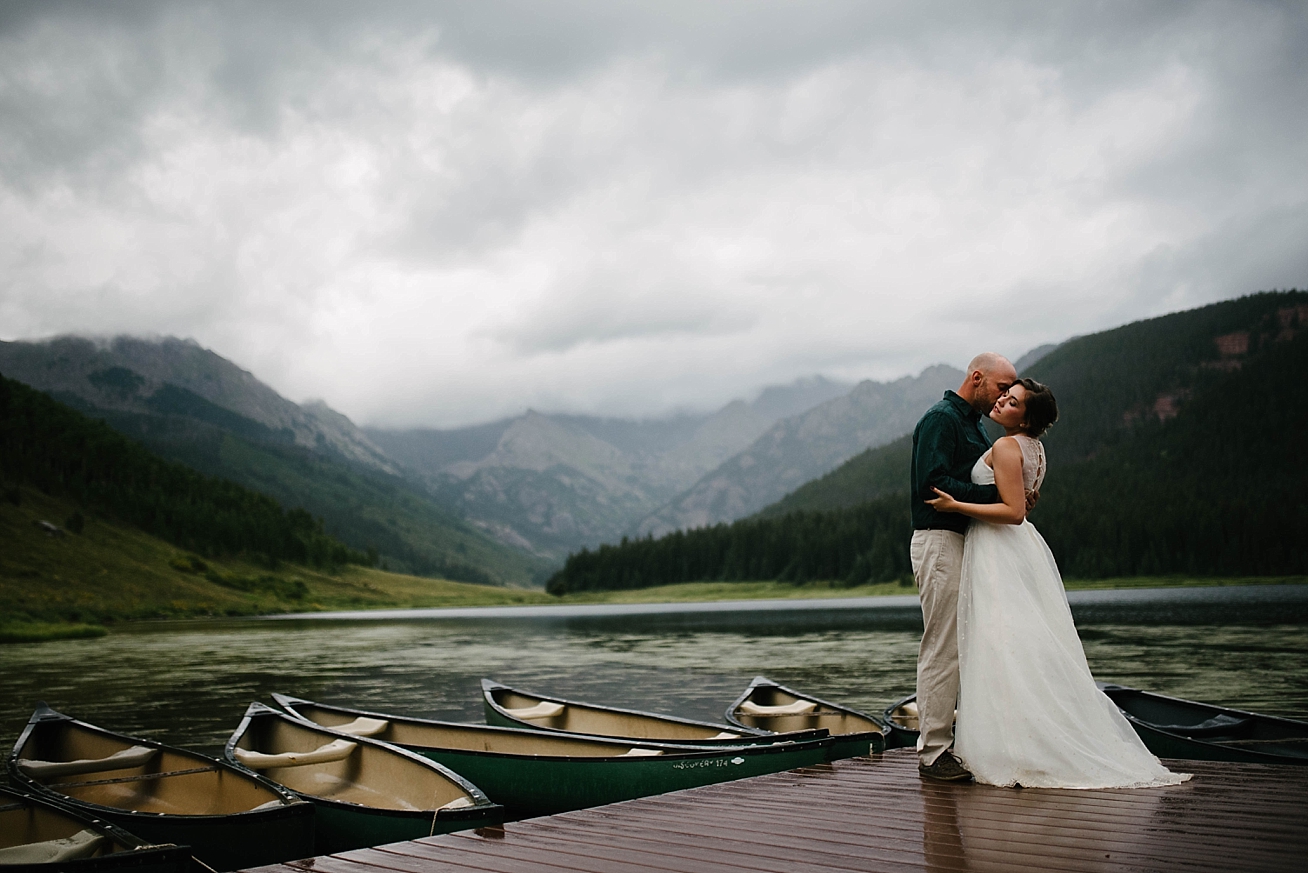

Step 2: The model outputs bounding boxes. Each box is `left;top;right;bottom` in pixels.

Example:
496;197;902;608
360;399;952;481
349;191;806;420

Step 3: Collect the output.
911;529;965;766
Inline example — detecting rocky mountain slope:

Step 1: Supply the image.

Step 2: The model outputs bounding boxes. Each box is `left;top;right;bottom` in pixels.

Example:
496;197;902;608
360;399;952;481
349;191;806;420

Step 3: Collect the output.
0;335;545;585
366;376;853;556
636;364;964;535
0;336;395;473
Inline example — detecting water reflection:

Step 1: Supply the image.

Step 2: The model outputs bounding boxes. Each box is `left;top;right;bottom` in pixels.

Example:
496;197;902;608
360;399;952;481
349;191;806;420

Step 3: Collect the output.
1;589;1305;760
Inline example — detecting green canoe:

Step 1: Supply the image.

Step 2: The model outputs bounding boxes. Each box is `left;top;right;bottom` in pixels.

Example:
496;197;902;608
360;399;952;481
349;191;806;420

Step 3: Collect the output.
274;693;838;820
880;694;921;750
0;785;192;873
725;676;886;758
1099;683;1308;765
482;679;828;746
224;702;501;854
7;704;313;872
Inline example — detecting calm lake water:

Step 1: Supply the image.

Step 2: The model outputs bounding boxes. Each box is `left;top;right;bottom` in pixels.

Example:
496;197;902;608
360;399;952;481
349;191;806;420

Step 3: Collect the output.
2;585;1306;758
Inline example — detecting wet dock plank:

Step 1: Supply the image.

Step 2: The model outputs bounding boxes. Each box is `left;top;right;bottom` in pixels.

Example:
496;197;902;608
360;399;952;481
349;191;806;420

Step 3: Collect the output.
246;748;1308;873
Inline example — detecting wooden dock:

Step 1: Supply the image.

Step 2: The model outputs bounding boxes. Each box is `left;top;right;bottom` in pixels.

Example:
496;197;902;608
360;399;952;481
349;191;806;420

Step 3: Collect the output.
247;748;1308;873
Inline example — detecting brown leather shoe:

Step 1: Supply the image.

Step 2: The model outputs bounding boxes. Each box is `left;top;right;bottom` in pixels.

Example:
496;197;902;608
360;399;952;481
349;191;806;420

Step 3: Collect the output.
919;751;973;782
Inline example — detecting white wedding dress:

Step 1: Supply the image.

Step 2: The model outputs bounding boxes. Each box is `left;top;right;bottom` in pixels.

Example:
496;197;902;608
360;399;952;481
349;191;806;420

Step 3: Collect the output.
953;435;1189;789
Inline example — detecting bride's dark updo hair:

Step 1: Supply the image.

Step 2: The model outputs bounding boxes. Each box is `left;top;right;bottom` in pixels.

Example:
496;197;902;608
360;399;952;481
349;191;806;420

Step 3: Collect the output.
1017;378;1058;437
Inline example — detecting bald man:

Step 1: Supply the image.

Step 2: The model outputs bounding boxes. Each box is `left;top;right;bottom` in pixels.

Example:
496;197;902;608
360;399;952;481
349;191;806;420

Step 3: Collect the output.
909;352;1017;781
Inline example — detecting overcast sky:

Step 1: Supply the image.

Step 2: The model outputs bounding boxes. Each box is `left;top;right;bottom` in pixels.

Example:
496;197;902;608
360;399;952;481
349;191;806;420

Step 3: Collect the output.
2;1;1305;427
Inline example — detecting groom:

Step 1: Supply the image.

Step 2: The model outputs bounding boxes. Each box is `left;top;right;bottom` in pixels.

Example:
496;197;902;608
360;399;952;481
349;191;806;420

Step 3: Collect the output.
910;352;1017;781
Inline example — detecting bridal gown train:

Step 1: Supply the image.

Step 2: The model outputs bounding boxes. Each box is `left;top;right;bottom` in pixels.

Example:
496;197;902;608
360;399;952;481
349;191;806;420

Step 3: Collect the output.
953;435;1189;789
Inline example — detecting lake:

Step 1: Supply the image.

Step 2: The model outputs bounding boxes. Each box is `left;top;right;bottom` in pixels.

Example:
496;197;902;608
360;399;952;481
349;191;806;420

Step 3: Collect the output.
2;584;1306;756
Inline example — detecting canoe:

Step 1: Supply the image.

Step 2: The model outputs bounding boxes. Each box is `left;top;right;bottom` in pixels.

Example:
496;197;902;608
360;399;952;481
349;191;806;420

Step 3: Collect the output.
274;694;838;819
880;694;922;750
7;704;313;872
1099;683;1308;765
0;786;191;873
482;679;827;746
725;676;886;757
224;702;501;854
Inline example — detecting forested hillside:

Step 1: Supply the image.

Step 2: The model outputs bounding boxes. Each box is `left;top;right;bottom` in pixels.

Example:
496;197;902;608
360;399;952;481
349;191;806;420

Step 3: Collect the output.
0;373;364;569
547;291;1308;593
0;337;547;585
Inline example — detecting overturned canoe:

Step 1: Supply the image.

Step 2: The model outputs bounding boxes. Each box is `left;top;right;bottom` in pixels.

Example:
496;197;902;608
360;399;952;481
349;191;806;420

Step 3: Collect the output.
1100;683;1308;765
880;694;922;750
482;679;826;746
0;785;191;873
6;704;313;872
725;676;886;757
225;702;501;854
274;693;836;819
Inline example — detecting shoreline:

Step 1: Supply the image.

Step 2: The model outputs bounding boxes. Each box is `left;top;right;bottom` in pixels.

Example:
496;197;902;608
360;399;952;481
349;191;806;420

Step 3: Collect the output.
5;575;1305;642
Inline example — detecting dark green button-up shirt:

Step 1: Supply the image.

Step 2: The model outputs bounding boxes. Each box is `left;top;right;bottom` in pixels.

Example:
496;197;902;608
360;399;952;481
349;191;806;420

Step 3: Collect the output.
910;390;1000;533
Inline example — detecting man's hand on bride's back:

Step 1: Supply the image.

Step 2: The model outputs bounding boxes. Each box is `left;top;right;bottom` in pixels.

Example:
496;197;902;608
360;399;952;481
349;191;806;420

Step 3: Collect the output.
926;487;960;513
1025;490;1040;511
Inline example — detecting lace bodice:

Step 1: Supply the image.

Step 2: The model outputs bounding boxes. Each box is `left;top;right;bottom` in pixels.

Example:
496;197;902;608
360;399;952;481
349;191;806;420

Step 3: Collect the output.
972;434;1046;492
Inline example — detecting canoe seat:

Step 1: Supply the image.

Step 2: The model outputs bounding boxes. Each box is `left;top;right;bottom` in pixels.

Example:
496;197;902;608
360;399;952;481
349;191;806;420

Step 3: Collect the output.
621;747;664;757
438;797;475;811
504;702;565;720
0;829;106;864
233;739;357;769
711;731;743;740
332;716;389;738
739;699;818;717
1151;714;1252;738
16;745;159;780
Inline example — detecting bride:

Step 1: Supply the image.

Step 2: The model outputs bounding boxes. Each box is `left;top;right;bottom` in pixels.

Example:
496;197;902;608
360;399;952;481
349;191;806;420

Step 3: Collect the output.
926;378;1189;789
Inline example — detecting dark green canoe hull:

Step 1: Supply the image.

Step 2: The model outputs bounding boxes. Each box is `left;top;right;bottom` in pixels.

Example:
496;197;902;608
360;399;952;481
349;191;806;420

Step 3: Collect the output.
1100;684;1308;766
310;799;498;855
409;740;833;819
87;806;314;872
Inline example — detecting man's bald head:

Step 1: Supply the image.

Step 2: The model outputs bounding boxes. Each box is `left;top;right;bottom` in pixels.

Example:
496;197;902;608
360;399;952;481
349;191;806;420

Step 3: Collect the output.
958;352;1017;414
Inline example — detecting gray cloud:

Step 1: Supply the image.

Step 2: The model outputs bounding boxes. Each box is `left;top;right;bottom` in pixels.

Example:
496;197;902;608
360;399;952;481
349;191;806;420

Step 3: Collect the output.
1;1;1305;427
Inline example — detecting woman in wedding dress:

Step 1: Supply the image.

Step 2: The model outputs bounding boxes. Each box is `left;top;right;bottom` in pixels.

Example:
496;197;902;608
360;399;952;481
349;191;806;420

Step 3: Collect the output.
926;379;1189;789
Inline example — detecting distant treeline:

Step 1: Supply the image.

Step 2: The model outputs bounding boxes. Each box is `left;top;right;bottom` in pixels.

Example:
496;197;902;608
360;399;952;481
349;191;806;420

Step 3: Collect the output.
546;493;911;594
0;372;367;570
548;294;1308;593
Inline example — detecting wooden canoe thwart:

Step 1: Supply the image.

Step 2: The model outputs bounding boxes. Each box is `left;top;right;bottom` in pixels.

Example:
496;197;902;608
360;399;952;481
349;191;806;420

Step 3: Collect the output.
273;693;839;819
482;679;827;746
0;785;192;873
224;702;502;855
6;704;313;873
725;676;887;755
1099;683;1308;766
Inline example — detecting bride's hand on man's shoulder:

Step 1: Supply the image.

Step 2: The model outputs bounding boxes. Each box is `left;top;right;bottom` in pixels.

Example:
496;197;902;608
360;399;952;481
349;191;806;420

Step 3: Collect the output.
926;487;959;513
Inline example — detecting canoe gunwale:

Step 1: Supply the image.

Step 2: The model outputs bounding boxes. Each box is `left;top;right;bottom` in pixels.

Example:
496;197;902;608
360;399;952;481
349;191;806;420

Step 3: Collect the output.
724;675;890;746
481;679;829;746
6;704;309;824
274;694;799;764
224;702;501;816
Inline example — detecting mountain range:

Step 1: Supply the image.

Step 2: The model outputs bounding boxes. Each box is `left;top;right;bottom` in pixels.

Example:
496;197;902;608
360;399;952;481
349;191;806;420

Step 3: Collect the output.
0;330;1060;576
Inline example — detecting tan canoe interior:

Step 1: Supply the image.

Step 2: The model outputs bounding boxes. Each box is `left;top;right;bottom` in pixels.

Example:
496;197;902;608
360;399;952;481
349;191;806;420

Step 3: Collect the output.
733;686;883;735
491;688;743;741
234;715;473;812
0;800;127;862
890;700;921;731
289;702;666;759
14;721;289;816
